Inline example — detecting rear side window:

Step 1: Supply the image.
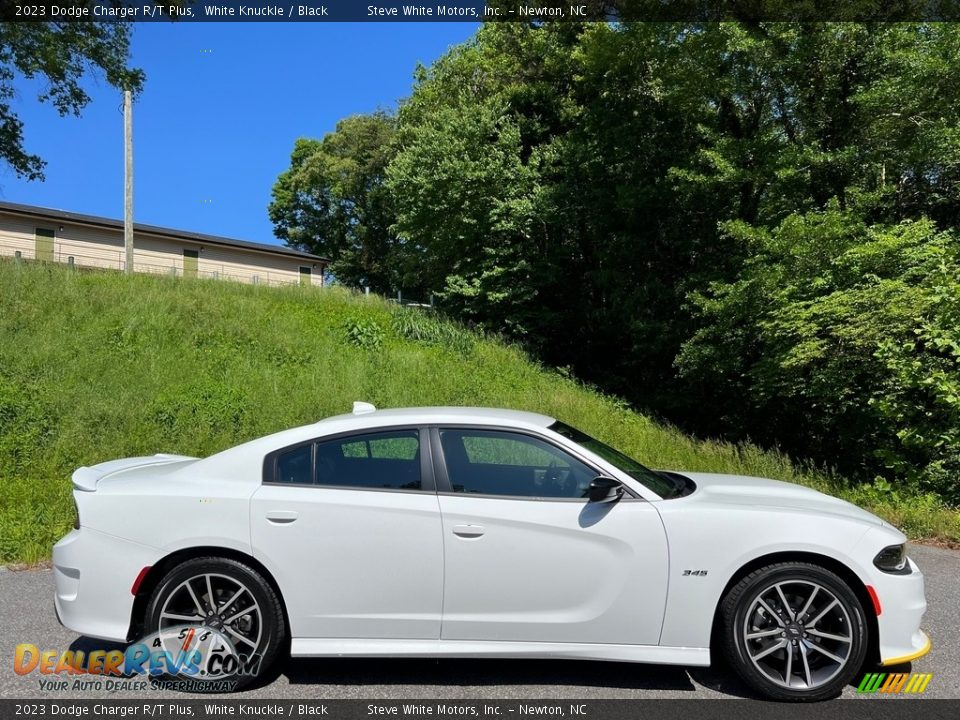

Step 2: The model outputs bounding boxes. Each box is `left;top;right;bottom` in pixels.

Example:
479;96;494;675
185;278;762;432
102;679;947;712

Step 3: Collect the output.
341;434;419;461
267;430;422;491
275;444;312;484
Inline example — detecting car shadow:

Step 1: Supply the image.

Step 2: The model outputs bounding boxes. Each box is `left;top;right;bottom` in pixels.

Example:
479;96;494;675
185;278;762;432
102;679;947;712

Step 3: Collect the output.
69;636;129;655
66;635;764;698
277;657;761;697
687;665;765;698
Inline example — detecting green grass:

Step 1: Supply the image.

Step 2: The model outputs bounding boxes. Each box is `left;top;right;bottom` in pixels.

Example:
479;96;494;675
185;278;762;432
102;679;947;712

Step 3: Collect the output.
1;259;958;563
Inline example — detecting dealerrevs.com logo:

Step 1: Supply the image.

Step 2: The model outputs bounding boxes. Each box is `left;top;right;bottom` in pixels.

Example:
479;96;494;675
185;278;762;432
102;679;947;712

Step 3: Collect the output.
857;672;933;695
14;626;261;692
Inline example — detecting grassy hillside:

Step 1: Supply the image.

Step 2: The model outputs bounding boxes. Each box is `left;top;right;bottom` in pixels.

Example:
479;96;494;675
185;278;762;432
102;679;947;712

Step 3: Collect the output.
1;259;957;564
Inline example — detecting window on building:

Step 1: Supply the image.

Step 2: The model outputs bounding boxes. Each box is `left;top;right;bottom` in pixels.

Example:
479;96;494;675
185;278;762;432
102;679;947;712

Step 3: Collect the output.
182;248;199;279
35;228;55;262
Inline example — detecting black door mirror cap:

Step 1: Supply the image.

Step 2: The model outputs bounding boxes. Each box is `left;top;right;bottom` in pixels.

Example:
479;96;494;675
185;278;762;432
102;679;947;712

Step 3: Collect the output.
588;476;624;503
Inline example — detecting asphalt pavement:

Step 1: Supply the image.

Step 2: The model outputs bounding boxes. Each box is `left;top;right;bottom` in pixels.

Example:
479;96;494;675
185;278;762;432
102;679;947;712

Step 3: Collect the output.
0;543;956;700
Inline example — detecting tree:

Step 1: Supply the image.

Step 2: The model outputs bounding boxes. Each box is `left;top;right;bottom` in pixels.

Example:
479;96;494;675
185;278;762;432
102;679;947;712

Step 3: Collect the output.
388;23;598;346
388;99;543;336
0;20;143;180
269;113;412;294
676;207;959;488
272;21;960;501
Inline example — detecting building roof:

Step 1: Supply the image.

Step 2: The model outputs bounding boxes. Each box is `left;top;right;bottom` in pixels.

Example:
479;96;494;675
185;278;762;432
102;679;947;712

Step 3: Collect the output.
0;200;328;264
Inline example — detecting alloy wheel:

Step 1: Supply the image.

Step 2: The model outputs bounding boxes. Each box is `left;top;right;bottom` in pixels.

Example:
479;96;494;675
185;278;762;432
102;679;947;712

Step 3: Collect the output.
742;579;853;690
158;572;264;654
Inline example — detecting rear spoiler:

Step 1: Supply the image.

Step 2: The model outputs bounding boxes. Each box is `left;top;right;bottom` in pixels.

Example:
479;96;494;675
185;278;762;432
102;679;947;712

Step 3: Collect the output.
71;466;105;492
71;454;195;492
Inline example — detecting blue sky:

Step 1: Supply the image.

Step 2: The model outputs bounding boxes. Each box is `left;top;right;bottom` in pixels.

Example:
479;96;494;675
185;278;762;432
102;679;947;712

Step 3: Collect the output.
2;22;478;246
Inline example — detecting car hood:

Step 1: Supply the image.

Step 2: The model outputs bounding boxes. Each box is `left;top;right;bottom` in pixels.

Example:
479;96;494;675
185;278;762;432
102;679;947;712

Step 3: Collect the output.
676;471;886;527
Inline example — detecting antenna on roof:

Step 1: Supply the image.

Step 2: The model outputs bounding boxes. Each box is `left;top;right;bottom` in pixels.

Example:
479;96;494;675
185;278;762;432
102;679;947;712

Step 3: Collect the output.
352;401;377;415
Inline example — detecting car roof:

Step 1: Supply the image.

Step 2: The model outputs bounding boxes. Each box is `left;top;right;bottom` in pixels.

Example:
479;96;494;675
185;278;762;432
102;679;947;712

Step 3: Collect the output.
320;406;556;429
193;406;561;474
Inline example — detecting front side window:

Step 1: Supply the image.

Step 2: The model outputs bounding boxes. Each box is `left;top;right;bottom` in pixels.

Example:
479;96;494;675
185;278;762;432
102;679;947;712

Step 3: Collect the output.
439;429;595;499
549;421;685;498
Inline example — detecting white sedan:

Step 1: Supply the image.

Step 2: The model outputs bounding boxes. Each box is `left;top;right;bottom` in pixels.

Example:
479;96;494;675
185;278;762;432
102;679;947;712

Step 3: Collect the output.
53;404;929;700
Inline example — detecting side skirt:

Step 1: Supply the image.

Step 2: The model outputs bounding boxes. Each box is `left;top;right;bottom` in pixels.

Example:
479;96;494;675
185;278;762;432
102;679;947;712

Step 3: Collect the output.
290;639;710;666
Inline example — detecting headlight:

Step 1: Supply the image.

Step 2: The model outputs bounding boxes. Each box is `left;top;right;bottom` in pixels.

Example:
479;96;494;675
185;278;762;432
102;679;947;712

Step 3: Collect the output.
873;543;910;574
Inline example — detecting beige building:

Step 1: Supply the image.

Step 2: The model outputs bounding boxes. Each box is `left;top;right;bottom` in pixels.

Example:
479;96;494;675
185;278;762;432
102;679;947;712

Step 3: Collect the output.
0;201;328;287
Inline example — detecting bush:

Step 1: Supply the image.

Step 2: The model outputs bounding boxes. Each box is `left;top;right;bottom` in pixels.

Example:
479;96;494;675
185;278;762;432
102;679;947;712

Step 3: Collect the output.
678;209;960;503
151;382;251;449
391;307;475;355
344;318;385;351
0;376;53;477
872;274;960;503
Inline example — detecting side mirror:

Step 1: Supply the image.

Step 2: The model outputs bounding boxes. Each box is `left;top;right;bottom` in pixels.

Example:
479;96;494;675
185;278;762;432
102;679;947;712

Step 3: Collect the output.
588;476;623;503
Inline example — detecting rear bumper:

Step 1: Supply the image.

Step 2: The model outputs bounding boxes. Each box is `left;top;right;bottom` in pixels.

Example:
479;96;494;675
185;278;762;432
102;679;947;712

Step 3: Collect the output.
53;527;158;642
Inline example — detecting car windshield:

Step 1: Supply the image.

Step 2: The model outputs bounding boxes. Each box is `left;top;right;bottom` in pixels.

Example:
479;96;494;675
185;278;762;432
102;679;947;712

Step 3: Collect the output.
548;421;685;499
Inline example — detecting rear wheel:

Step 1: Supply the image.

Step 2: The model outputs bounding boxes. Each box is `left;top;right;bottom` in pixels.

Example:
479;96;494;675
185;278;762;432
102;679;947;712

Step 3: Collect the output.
144;557;285;691
721;562;868;701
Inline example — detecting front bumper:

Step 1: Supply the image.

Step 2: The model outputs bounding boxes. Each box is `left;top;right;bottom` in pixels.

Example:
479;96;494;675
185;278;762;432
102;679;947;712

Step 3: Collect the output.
872;556;931;666
881;629;931;667
53;527;158;642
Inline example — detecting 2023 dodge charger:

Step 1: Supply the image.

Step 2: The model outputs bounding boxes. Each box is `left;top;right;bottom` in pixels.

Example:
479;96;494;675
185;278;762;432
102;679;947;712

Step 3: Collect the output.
53;404;929;700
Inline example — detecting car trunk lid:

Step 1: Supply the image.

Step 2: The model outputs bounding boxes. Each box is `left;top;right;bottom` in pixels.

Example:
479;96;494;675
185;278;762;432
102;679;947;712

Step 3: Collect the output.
71;454;198;492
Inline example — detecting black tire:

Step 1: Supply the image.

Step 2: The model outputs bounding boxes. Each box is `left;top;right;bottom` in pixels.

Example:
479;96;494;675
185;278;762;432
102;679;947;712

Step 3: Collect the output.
144;557;285;692
720;562;868;702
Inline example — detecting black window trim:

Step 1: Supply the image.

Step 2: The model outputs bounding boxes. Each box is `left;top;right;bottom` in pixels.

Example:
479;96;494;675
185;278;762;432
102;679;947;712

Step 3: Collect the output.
262;425;435;494
429;425;641;503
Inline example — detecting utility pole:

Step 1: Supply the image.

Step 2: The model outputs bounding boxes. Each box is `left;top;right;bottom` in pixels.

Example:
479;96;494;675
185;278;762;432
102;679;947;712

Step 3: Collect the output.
124;90;134;274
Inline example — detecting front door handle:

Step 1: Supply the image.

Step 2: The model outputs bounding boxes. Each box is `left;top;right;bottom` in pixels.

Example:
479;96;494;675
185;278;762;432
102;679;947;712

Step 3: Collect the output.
452;524;485;538
265;510;299;524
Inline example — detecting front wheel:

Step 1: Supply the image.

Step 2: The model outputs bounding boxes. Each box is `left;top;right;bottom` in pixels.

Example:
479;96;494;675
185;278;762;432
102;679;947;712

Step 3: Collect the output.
144;557;285;691
721;562;868;701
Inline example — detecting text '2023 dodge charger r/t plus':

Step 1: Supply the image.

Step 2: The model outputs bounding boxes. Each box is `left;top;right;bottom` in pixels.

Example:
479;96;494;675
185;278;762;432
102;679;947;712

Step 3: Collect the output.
53;403;930;701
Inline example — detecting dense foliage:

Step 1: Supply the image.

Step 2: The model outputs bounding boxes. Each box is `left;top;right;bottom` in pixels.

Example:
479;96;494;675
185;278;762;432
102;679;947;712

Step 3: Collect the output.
17;261;957;564
271;23;960;503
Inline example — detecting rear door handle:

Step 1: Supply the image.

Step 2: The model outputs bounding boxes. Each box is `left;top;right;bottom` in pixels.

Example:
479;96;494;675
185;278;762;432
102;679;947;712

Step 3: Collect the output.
265;510;299;524
452;524;485;538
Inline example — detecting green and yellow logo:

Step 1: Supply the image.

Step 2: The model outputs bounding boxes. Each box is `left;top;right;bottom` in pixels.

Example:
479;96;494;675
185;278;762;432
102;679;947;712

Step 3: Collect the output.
857;672;933;694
